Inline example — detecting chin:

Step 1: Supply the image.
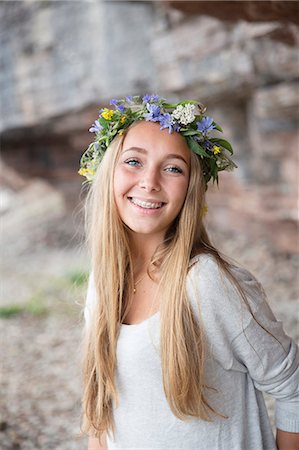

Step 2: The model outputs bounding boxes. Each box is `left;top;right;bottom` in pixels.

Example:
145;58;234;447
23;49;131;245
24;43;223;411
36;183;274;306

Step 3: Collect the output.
126;223;164;236
129;227;159;235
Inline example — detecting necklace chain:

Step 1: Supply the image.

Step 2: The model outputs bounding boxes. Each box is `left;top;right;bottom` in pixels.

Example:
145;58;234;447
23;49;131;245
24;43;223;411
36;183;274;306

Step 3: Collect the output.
133;273;148;294
133;259;152;294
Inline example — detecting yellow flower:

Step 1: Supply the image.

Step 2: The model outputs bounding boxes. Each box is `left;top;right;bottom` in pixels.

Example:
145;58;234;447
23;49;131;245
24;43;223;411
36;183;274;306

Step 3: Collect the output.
120;115;126;124
201;204;208;216
118;129;124;135
78;168;95;176
213;145;221;155
101;108;114;120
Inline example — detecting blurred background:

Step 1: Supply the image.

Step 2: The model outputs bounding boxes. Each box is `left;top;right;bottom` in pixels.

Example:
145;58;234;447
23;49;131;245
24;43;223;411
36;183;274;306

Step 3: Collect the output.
0;0;298;448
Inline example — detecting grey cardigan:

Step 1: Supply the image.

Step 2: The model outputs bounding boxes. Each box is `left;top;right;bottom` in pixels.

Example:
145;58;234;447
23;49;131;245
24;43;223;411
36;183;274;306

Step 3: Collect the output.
84;253;299;450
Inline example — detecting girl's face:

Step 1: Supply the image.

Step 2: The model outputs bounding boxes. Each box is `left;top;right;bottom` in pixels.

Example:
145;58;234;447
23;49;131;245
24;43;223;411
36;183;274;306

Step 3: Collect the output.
113;121;190;241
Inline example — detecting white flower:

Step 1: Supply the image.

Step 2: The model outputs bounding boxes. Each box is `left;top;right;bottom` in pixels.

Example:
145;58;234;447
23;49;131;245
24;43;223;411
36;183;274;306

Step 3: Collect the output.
172;104;196;125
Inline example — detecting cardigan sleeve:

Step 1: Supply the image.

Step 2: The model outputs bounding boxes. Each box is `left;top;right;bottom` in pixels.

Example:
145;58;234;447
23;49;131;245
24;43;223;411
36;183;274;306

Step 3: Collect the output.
230;294;299;433
188;254;299;432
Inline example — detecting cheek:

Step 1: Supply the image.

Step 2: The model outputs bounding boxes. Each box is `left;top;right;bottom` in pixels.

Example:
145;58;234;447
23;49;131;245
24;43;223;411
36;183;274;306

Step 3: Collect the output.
114;166;127;195
171;183;189;217
113;171;124;210
113;166;136;203
113;178;126;219
173;179;189;205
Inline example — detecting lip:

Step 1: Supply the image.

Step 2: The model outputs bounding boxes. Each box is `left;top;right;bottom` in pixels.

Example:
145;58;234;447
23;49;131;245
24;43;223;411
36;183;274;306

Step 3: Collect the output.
127;196;166;214
128;196;166;204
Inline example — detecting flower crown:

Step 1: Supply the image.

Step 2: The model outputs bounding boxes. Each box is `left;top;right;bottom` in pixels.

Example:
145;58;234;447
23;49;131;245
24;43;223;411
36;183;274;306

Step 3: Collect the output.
78;94;237;187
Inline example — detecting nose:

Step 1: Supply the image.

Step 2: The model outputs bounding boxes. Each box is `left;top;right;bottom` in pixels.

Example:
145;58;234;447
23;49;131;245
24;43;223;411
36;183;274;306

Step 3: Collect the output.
138;167;161;192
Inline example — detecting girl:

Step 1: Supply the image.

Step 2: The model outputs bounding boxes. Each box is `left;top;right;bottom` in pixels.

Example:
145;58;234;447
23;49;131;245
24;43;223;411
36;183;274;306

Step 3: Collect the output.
80;95;299;450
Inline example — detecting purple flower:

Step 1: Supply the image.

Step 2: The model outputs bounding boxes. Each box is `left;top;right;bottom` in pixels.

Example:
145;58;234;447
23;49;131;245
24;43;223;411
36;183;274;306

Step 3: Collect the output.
110;99;126;113
143;94;160;103
202;140;212;150
117;104;126;113
89;120;103;133
173;122;181;133
196;116;215;135
144;103;162;122
126;95;133;103
159;113;179;134
202;139;220;153
143;94;152;103
159;113;173;133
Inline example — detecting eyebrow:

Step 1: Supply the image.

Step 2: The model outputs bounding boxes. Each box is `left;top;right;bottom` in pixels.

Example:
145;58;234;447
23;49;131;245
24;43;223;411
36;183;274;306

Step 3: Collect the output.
122;146;189;165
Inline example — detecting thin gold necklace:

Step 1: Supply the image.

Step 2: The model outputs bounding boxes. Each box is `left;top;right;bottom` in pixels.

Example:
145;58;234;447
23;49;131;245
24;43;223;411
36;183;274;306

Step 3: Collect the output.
133;272;148;294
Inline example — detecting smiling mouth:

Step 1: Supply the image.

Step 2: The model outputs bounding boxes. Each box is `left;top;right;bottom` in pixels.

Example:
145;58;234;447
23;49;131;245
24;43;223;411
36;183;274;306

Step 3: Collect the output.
128;197;166;210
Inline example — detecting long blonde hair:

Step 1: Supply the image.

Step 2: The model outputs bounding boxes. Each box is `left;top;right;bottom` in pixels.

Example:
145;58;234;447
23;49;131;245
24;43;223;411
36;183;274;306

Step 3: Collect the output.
80;124;250;439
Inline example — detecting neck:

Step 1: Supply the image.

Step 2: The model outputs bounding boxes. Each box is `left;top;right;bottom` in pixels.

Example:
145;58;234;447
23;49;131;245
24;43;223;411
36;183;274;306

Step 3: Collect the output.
128;232;165;269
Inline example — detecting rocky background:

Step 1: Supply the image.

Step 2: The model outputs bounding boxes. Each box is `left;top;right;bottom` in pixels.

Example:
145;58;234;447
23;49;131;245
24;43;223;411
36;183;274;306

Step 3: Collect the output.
0;1;298;449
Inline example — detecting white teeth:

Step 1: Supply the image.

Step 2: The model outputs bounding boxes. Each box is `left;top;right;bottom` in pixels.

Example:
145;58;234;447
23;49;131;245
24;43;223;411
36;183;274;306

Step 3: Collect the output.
130;198;163;209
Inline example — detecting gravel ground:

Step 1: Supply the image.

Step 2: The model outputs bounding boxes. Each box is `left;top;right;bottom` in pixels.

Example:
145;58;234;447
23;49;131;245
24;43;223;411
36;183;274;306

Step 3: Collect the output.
0;225;298;450
0;315;85;450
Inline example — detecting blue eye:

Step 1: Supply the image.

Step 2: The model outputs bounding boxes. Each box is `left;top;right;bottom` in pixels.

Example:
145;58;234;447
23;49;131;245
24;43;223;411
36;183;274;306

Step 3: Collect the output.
125;159;140;167
165;166;183;174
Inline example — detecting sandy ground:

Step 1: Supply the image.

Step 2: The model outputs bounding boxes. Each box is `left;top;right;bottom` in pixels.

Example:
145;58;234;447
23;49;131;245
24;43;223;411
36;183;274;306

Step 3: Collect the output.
0;225;298;450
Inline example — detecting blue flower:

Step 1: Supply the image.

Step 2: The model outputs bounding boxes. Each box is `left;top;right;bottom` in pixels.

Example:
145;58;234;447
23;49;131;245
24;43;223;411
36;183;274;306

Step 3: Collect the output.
159;113;181;134
125;96;133;103
203;139;220;154
159;113;173;133
202;139;220;154
89;120;103;133
203;140;211;150
143;94;160;103
144;103;162;122
173;122;181;133
196;116;215;135
117;104;126;113
110;99;126;113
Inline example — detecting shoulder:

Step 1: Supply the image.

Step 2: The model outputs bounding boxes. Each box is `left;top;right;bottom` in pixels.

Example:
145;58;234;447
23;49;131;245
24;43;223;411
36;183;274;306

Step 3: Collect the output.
186;253;267;337
188;253;259;293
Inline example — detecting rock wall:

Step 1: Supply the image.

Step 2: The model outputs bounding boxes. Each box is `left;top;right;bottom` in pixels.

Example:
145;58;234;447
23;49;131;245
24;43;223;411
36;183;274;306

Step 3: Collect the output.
1;1;298;252
167;1;299;24
0;0;157;131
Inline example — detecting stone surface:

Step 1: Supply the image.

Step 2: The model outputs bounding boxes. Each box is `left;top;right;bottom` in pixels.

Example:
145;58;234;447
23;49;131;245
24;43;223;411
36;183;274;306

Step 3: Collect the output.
0;0;156;132
1;176;66;256
248;82;299;189
167;1;299;25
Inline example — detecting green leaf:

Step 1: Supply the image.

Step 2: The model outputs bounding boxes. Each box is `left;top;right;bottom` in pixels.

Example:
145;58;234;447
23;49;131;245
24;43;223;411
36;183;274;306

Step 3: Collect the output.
185;137;211;158
179;100;198;106
163;103;178;109
210;138;234;155
210;158;217;177
181;130;199;136
99;117;109;127
213;122;223;132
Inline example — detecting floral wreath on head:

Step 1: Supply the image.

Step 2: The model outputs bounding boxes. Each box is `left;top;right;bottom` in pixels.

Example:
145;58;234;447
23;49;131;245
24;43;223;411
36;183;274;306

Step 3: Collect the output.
78;94;237;188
